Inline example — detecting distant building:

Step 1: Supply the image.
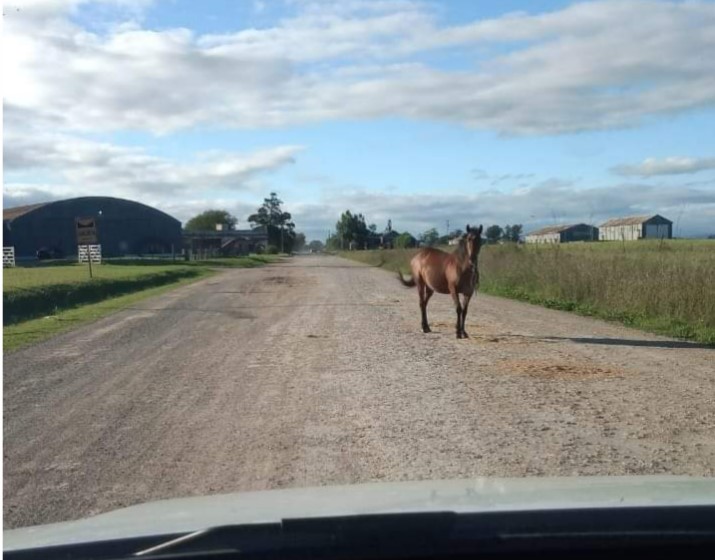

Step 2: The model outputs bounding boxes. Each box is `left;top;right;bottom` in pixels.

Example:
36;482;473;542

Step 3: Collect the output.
525;223;598;244
599;215;672;241
3;196;182;259
183;227;268;257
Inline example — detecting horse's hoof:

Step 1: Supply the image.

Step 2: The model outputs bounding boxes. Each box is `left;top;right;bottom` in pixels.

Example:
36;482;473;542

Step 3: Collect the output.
462;331;469;338
456;332;463;339
422;327;432;334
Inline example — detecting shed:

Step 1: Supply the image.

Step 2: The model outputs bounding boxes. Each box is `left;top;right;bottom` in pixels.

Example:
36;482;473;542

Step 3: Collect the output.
525;223;598;244
3;197;182;259
599;215;672;241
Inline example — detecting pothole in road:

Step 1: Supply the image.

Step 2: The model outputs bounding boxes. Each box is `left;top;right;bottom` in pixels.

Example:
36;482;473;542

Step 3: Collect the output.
264;275;317;288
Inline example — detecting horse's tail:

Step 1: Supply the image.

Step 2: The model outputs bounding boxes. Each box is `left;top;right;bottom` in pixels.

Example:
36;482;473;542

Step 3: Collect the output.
397;270;416;287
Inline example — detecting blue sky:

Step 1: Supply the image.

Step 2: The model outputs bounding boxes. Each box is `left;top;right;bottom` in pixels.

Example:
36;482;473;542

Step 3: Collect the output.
4;0;715;239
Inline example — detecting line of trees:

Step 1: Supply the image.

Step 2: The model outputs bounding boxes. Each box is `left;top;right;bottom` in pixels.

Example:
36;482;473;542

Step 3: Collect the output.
485;224;523;244
324;209;525;250
326;210;463;250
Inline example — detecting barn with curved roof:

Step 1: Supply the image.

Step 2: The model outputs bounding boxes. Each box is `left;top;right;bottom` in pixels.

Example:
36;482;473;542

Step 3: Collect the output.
3;197;182;259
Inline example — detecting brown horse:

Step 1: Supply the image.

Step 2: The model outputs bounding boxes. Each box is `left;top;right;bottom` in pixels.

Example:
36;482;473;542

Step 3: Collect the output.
398;224;483;338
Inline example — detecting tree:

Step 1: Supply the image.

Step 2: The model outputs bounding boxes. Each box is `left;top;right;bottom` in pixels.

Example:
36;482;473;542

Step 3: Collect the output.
395;232;416;248
420;227;440;247
185;209;237;232
293;232;306;252
326;235;340;251
504;224;523;242
248;192;294;230
369;223;378;234
248;192;296;252
485;225;503;244
335;210;370;249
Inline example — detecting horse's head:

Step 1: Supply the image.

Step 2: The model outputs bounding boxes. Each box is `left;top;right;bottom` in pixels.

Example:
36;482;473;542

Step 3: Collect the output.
464;224;483;261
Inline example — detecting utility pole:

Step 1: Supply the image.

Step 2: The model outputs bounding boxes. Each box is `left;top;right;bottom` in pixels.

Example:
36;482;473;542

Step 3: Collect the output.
446;219;450;237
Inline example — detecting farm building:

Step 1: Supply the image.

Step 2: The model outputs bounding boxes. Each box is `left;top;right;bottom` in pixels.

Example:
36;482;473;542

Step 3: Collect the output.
3;196;182;259
525;223;598;244
183;227;269;257
599;215;672;241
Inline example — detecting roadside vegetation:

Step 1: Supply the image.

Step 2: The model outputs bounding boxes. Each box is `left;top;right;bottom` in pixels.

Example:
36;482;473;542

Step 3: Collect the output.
3;255;280;351
339;239;715;345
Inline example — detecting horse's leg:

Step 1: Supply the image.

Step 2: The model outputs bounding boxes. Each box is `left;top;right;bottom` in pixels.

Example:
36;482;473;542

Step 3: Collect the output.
423;286;434;333
417;279;431;333
450;289;463;339
460;294;472;338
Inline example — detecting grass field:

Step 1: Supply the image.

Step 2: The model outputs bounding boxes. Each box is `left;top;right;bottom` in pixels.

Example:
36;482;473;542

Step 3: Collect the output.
3;255;276;292
3;255;280;351
339;239;715;345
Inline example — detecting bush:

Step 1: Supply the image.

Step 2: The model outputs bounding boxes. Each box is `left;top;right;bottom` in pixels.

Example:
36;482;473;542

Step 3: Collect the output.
266;245;280;254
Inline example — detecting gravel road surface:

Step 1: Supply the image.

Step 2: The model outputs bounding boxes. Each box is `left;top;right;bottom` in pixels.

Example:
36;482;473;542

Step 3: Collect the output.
4;255;714;528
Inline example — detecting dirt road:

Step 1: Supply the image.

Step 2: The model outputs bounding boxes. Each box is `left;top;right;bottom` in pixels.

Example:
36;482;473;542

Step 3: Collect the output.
4;255;714;528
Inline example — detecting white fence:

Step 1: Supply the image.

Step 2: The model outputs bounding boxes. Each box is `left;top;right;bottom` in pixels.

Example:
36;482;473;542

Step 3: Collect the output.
78;244;102;263
3;246;15;268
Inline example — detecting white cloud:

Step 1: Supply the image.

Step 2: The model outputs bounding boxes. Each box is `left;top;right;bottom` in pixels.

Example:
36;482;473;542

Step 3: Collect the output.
5;0;715;239
4;0;715;135
4;132;303;199
612;156;715;177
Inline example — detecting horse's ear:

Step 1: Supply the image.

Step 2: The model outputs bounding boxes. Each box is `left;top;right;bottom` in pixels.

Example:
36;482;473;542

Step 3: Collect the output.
466;224;471;233
478;224;483;235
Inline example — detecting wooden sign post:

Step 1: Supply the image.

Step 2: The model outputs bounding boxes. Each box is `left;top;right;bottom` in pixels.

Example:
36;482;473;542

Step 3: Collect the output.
76;217;98;278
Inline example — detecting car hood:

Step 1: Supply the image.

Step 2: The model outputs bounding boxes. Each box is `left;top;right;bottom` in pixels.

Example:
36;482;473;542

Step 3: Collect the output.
5;476;715;551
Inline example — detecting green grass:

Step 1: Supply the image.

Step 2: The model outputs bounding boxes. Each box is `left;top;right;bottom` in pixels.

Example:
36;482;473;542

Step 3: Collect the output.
3;255;281;351
3;255;281;293
338;239;715;345
3;271;215;351
4;263;191;291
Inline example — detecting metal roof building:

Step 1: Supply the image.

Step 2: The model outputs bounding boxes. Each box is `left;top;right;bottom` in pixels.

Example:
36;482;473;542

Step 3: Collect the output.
599;215;672;241
525;223;598;244
3;197;182;259
183;227;269;257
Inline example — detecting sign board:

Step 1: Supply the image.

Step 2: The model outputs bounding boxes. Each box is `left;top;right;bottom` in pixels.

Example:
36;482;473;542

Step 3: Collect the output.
78;244;102;264
76;217;98;245
3;246;16;268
